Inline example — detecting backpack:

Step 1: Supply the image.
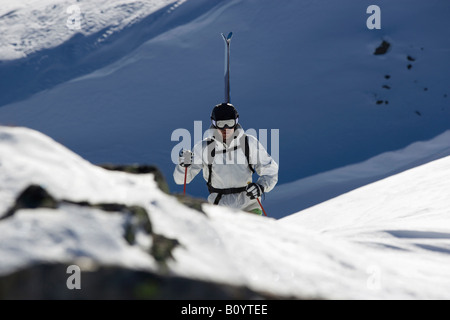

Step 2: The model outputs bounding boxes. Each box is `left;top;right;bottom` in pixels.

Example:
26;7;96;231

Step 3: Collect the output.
206;134;255;204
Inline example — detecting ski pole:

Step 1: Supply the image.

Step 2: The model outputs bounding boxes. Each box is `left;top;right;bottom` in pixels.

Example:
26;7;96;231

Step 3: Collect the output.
257;198;268;217
183;167;187;195
247;182;268;217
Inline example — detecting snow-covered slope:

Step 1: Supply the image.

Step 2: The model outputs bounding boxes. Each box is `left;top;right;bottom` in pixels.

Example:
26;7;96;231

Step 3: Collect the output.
265;129;450;217
0;0;449;219
1;126;449;299
0;0;179;61
281;150;450;299
0;125;160;275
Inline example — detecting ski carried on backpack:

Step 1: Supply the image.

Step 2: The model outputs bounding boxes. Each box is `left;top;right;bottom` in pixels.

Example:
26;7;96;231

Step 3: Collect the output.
221;32;233;103
218;32;268;217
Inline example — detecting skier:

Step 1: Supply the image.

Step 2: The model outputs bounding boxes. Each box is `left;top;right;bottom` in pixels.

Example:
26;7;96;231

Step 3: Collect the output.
173;102;278;215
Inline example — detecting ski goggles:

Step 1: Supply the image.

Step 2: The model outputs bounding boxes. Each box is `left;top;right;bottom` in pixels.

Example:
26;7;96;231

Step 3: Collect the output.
212;118;238;129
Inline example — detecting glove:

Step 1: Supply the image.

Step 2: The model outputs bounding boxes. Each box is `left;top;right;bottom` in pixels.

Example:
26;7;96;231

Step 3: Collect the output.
246;183;264;200
179;149;193;167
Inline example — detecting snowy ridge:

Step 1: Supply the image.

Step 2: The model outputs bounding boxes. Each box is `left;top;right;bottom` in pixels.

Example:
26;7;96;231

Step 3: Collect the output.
0;0;449;217
282;152;450;299
0;126;157;208
1;125;449;299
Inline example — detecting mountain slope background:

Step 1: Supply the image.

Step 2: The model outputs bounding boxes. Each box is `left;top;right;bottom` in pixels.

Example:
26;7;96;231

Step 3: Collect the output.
0;0;449;218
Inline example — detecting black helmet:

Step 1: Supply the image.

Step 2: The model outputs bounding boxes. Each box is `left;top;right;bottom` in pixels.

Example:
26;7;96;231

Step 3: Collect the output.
211;103;239;129
211;103;239;121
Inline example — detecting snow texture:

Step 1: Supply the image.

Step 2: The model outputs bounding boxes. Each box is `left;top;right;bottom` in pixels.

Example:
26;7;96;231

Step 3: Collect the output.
0;0;449;219
0;0;449;299
1;126;450;299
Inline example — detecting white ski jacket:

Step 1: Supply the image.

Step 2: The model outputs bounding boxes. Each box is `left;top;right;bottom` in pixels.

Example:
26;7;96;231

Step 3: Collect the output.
174;125;278;211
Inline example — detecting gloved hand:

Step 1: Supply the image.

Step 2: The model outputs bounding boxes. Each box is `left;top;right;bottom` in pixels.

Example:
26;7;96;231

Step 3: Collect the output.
179;149;193;167
246;183;264;200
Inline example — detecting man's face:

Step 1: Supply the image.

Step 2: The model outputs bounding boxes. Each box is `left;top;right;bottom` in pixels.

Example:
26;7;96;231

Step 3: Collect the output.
213;118;237;143
219;127;235;141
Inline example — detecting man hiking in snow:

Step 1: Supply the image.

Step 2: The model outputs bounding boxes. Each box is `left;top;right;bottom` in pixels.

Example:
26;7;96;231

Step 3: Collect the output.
174;102;278;215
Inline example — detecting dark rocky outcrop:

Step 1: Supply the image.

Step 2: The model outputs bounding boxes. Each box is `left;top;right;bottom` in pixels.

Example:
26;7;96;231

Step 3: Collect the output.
0;262;291;300
1;184;180;268
174;194;208;215
374;40;391;55
100;163;170;194
2;184;58;219
0;172;301;300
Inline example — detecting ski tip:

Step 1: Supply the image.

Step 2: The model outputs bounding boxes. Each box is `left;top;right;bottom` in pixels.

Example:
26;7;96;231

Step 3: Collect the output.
221;32;233;41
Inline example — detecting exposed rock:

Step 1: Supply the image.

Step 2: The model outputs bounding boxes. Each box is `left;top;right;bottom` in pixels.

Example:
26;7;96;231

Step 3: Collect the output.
1;184;181;266
122;205;153;244
0;262;297;300
151;234;180;264
174;194;208;215
0;174;289;300
2;184;58;220
100;163;170;194
374;40;390;55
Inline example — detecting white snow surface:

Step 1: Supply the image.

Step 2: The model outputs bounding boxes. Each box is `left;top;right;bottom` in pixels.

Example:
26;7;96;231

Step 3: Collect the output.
0;0;450;300
1;125;449;299
0;0;179;60
0;0;449;220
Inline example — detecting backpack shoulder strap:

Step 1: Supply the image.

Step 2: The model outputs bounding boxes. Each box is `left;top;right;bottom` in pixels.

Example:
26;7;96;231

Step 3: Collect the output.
244;134;255;174
206;138;215;186
207;135;254;188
